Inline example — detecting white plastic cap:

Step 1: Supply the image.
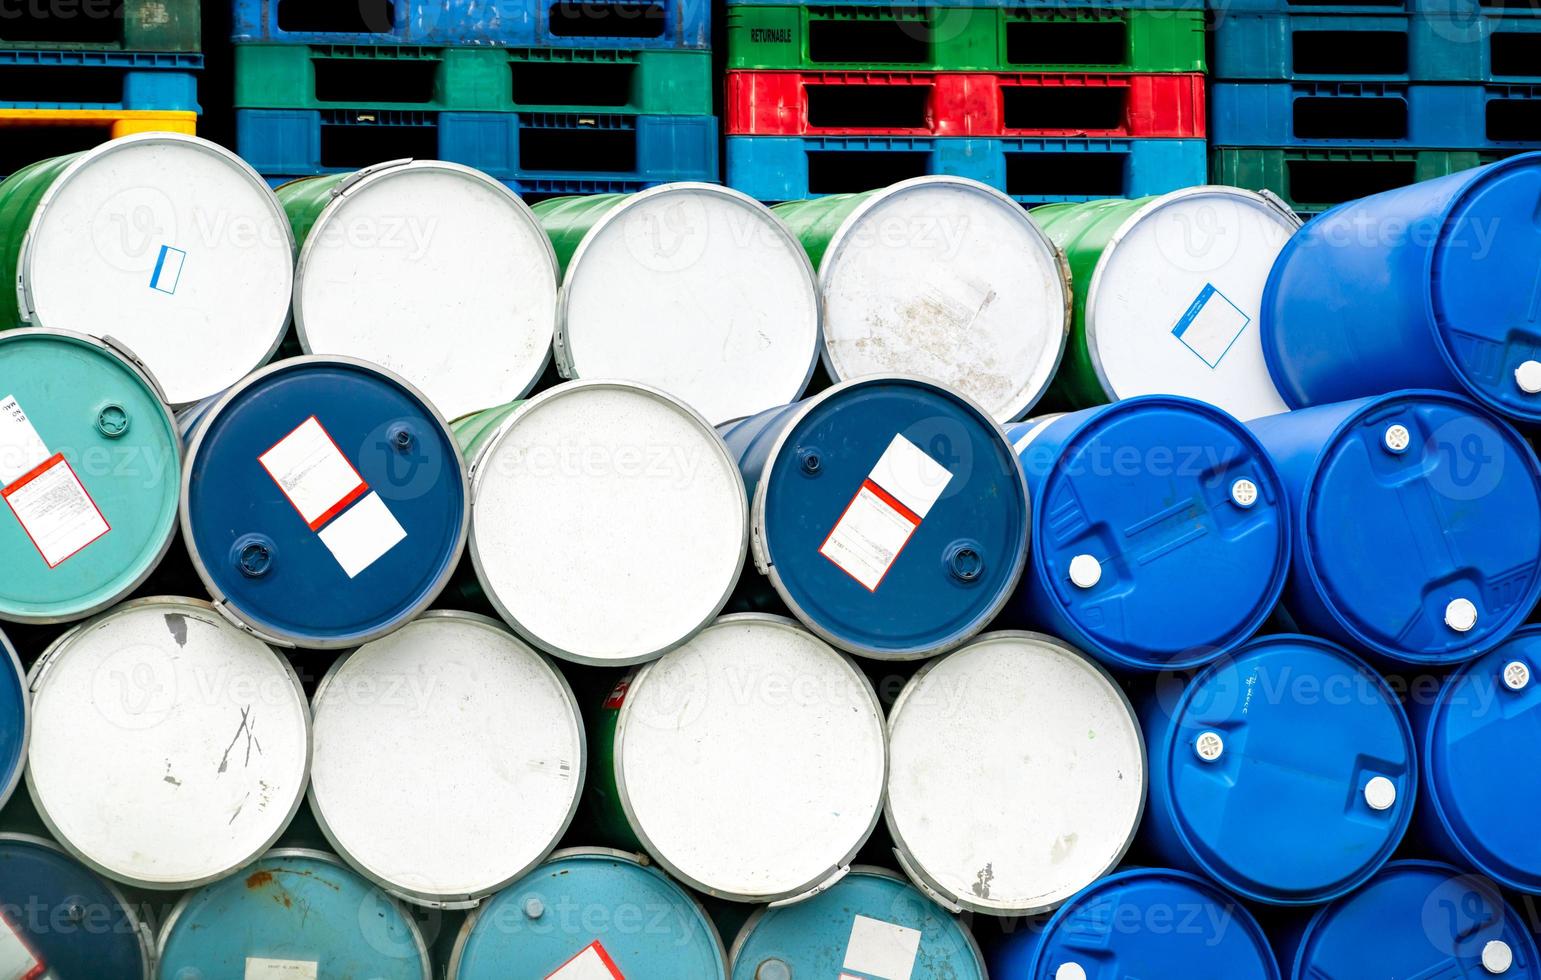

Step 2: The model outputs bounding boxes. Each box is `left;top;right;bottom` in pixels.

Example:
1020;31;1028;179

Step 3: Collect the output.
1384;424;1411;453
1056;964;1088;980
1195;731;1225;762
1230;479;1258;508
1503;661;1531;692
1364;776;1397;811
1446;598;1478;633
1483;940;1514;974
1069;554;1102;589
1515;361;1541;395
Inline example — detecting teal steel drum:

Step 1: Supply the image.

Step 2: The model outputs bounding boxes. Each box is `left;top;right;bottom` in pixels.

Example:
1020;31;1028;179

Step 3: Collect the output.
0;328;179;623
156;848;431;979
447;848;727;979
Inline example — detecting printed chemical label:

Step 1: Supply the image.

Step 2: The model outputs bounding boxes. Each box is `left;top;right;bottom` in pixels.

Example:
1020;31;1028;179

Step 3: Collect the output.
1172;283;1249;369
820;435;954;591
0;395;50;486
150;245;187;294
260;416;368;530
3;454;110;568
244;957;319;980
0;914;44;980
843;915;922;980
546;941;624;980
316;491;406;578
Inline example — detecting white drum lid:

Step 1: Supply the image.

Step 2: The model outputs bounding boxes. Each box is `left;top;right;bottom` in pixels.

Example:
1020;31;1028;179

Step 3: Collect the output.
1085;187;1299;421
21;133;294;406
294;162;559;422
818;176;1069;423
24;597;310;889
308;613;584;905
469;381;747;666
616;615;887;901
886;631;1145;915
559;184;820;426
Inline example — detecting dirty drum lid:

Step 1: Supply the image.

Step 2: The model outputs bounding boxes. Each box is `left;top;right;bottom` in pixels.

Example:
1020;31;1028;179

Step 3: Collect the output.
468;380;748;666
0;833;154;979
885;631;1145;916
19;133;294;406
817;176;1069;423
447;847;727;980
730;866;986;980
293;160;559;422
614;614;887;903
558;183;820;426
157;848;431;980
0;630;25;814
1085;187;1298;421
24;597;310;890
309;612;585;907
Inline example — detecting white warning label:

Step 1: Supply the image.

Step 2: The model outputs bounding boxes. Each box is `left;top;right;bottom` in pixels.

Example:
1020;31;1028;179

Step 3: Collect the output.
820;435;954;591
317;491;407;579
3;454;110;568
244;957;319;980
0;394;50;486
259;416;367;530
843;915;923;980
546;941;624;979
0;913;43;980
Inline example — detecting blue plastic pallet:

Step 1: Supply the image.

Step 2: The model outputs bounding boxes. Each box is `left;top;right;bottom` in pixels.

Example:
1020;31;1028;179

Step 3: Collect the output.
237;108;718;184
1214;12;1541;81
1213;82;1541;149
725;134;1206;202
0;50;200;111
726;0;1203;6
1212;0;1540;13
231;0;709;49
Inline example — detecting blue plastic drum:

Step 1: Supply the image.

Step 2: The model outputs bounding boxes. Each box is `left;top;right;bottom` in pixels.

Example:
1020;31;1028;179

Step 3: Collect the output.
181;355;468;649
991;868;1279;980
730;866;985;980
0;627;23;813
1261;153;1541;423
0;833;151;980
1248;390;1541;665
157;848;431;979
447;848;726;980
1142;634;1416;906
1409;626;1541;893
1281;860;1540;978
717;376;1029;659
1009;396;1290;671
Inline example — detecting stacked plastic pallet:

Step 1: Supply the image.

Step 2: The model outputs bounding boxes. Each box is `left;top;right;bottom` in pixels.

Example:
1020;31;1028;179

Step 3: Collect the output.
1209;0;1541;214
231;0;716;193
722;0;1209;203
0;0;200;176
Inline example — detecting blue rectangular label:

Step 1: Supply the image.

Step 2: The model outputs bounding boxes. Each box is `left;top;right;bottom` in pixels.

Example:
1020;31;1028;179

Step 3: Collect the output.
1172;283;1249;369
149;245;186;295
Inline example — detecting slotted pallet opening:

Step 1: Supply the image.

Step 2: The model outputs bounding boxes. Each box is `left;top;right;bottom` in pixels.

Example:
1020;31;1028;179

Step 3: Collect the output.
521;127;637;171
1007;21;1128;67
807;19;931;65
807;150;930;191
806;84;931;128
1488;98;1541;141
0;66;126;104
1492;33;1541;77
1483;0;1541;10
321;121;436;168
313;57;438;104
1005;151;1125;196
1293;30;1407;74
1288;158;1415;204
512;62;635;107
0;124;113;172
278;0;395;33
1293;96;1407;139
548;2;667;39
0;1;124;43
1002;86;1126;131
1288;0;1405;6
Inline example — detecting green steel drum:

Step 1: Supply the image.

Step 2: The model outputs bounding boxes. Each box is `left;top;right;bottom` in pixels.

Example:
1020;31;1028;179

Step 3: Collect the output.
1033;187;1301;420
0;329;179;623
532;184;820;426
774;176;1070;423
279;160;559;422
0;132;294;406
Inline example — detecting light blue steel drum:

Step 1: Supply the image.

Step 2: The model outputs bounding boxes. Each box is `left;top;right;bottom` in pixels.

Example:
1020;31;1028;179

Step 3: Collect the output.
156;848;431;979
730;866;985;980
0;328;179;623
447;848;726;980
1248;390;1541;666
1261;153;1541;423
1009;395;1290;672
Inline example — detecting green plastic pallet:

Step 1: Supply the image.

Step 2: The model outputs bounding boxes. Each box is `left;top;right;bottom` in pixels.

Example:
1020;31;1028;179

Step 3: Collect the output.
0;0;199;51
235;44;713;115
1210;147;1506;214
726;7;1205;72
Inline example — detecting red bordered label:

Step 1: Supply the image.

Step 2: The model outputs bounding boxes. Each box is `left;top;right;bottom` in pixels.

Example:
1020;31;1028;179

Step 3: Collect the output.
3;453;111;568
819;435;954;592
546;940;624;980
603;679;631;711
0;912;45;980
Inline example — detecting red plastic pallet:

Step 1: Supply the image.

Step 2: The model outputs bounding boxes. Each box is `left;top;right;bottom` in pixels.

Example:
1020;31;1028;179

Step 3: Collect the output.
725;71;1206;138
